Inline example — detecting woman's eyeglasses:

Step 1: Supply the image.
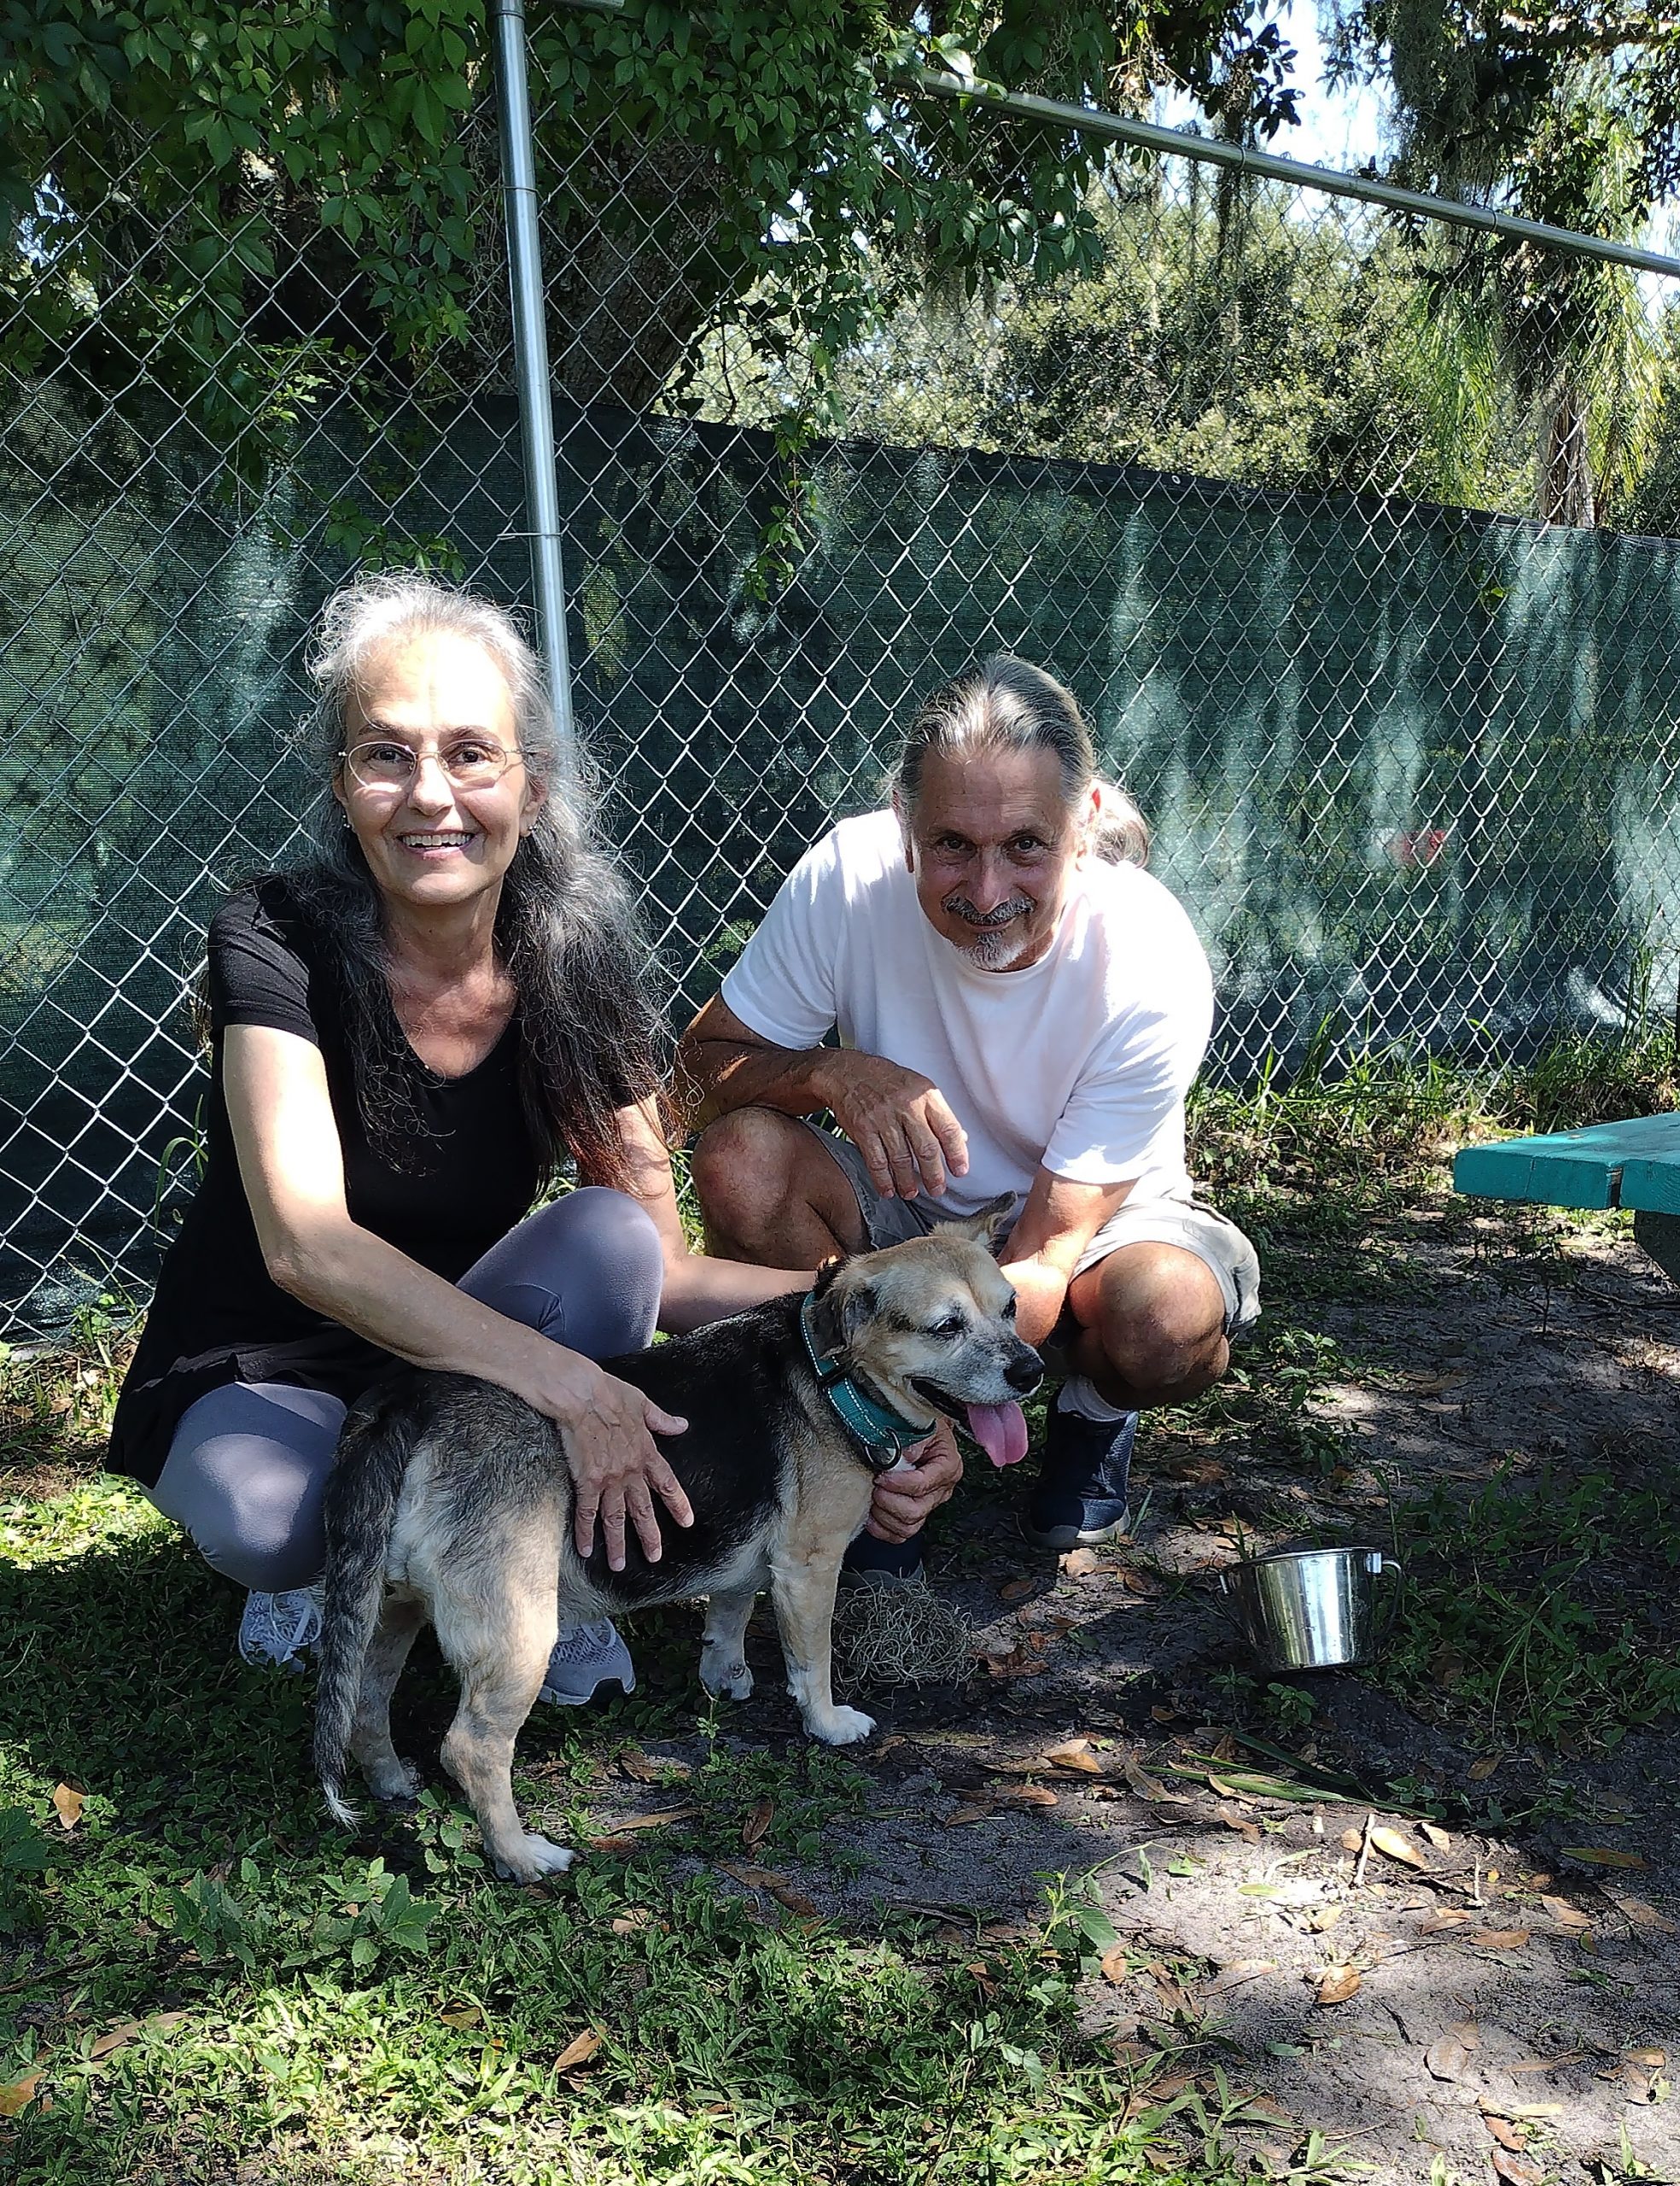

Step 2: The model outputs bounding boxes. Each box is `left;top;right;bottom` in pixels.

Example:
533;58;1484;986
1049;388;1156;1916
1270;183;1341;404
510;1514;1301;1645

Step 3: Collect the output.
338;737;526;792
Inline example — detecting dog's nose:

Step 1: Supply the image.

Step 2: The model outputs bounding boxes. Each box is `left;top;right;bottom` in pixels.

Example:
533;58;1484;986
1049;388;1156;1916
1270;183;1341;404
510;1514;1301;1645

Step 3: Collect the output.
1006;1352;1043;1394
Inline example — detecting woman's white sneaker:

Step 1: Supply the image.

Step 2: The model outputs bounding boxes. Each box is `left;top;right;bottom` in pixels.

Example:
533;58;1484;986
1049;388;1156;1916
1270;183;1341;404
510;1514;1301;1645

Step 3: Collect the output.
237;1585;324;1672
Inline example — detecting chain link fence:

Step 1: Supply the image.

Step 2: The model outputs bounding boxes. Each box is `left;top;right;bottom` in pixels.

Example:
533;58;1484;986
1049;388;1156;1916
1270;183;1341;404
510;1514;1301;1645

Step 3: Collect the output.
7;38;1680;1338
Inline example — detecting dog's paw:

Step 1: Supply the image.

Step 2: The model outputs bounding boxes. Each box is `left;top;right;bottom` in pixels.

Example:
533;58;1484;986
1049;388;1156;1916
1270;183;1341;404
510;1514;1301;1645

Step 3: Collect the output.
494;1832;575;1883
808;1705;876;1746
700;1657;754;1702
368;1756;424;1806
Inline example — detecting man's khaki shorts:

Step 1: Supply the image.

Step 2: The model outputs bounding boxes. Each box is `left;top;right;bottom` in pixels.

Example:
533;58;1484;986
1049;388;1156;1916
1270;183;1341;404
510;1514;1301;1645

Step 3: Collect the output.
798;1118;1261;1338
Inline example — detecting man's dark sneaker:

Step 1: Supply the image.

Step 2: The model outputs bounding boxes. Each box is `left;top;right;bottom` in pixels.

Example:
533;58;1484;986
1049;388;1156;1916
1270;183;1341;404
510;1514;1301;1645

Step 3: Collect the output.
841;1528;926;1588
1020;1407;1137;1551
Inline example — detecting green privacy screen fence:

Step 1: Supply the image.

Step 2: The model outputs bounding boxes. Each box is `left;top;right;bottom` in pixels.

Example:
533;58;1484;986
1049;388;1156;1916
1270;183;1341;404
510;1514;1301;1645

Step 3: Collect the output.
9;25;1680;1338
8;388;1680;1336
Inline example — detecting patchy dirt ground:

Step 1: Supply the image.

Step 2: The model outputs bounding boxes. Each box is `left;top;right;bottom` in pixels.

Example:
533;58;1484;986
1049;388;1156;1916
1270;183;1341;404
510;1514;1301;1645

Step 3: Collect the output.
546;1190;1680;2186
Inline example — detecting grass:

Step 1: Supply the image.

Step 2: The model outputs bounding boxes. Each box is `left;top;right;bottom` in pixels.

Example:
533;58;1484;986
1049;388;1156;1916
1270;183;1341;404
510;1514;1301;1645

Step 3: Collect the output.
0;1479;1316;2184
1379;1462;1680;1753
8;1024;1680;2177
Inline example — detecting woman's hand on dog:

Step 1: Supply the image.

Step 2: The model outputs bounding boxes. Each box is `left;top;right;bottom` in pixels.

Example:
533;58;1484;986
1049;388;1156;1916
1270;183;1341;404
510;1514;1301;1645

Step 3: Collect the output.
543;1357;692;1568
865;1417;963;1541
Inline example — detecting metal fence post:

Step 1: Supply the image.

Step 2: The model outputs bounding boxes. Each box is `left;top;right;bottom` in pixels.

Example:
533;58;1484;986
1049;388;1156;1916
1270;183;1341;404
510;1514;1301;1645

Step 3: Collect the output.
491;0;576;768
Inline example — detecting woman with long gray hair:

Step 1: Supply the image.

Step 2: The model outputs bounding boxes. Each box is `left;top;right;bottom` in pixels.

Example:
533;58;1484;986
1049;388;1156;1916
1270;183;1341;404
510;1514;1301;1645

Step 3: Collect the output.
109;575;805;1694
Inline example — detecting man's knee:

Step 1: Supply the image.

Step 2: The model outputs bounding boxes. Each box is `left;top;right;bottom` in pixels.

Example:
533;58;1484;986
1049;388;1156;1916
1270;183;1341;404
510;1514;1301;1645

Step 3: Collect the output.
691;1109;805;1237
1088;1244;1230;1400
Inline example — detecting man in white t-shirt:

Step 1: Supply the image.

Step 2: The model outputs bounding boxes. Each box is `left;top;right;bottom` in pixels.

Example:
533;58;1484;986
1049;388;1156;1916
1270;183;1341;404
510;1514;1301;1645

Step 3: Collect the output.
678;656;1259;1576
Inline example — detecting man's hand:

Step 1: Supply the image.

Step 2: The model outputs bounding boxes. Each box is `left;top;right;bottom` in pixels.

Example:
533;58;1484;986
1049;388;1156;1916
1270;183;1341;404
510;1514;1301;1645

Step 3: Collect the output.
814;1052;969;1200
866;1417;964;1541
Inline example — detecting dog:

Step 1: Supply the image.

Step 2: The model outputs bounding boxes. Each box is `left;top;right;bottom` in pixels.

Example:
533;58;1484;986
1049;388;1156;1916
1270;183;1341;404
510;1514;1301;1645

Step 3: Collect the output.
313;1195;1042;1882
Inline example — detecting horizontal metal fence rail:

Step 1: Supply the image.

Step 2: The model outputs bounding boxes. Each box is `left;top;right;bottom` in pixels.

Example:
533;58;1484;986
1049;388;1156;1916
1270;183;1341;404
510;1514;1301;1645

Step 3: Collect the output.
5;35;1680;1337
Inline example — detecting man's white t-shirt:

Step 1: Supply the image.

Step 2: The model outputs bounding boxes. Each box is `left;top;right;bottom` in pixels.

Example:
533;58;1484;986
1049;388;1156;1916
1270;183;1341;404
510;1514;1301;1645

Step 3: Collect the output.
720;810;1214;1215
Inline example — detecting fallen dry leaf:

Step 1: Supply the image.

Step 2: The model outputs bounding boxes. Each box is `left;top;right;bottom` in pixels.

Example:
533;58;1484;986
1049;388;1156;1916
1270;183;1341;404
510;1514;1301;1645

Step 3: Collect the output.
944;1803;993;1827
1616;1898;1677;1936
1483;2118;1528;2154
1304;1907;1345;1932
1416;1908;1473;1933
1216;1804;1260;1841
1490;2150;1543;2185
553;2030;603;2073
1315;1965;1362;2005
717;1862;820;1916
588;1833;641;1854
1560;1845;1647;1869
1424;2037;1470;2081
1043;1739;1104;1775
1627;2047;1668;2070
1508;2054;1586;2074
1232;2091;1296;2127
610;1909;654;1936
438;2002;484;2028
1059;1547;1102;1578
1467;1754;1502;1781
995;1785;1059;1809
1122;1757;1195;1805
1202;1957;1278;1996
979;1921;1030;1943
609;1805;699;1833
1150;1970;1198;2019
742;1798;773;1850
1468;1928;1531;1949
50;1784;83;1832
1539;1895;1591;1932
1368;1826;1428;1871
618;1750;662;1783
1117;1567;1164;1596
1420;1822;1452;1852
0;2074;44;2119
87;2021;143;2061
1100;1945;1130;1985
997;1576;1037;1604
872;1733;907;1756
1450;2020;1480;2049
1339;1827;1364;1852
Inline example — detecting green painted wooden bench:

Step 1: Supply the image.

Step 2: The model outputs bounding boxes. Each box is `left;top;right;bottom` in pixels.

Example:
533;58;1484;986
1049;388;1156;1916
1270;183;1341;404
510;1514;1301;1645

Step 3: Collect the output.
1453;1113;1680;1280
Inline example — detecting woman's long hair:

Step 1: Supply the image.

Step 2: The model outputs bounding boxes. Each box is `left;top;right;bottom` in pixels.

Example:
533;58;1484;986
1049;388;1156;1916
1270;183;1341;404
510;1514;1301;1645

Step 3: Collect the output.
293;573;666;1191
893;654;1152;866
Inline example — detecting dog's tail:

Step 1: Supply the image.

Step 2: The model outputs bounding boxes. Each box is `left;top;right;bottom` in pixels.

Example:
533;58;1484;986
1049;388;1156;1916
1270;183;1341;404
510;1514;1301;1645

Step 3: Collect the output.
314;1380;416;1828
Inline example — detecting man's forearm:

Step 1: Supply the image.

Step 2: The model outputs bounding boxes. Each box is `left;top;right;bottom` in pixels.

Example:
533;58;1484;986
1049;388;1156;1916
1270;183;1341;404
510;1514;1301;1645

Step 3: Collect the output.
678;1036;837;1131
999;1254;1073;1350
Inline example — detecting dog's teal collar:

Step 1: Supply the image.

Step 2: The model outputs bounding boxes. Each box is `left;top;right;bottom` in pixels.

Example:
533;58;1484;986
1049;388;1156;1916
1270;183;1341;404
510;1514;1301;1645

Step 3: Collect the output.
799;1294;931;1465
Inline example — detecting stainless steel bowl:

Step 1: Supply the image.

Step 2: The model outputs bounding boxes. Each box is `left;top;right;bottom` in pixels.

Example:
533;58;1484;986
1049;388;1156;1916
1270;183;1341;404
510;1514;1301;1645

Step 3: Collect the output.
1216;1546;1400;1671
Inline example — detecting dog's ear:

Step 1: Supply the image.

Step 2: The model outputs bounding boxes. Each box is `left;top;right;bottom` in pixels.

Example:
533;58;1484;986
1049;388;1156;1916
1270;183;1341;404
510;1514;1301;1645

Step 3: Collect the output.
806;1267;875;1362
805;1265;845;1360
954;1190;1018;1248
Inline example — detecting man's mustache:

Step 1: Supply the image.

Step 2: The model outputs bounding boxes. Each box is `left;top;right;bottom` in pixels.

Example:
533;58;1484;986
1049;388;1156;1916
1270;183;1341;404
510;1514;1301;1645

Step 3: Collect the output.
944;894;1033;929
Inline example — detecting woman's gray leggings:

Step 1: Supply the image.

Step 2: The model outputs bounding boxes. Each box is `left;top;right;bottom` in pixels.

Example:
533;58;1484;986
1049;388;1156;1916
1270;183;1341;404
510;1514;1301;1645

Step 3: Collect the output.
145;1189;663;1594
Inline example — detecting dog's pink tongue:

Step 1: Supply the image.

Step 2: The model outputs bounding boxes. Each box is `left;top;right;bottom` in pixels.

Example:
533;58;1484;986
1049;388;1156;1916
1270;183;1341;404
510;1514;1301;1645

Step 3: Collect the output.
965;1400;1029;1468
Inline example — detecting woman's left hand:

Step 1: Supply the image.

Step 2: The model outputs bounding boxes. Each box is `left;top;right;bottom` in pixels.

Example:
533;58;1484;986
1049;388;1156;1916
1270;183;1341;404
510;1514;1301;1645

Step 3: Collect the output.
866;1417;964;1542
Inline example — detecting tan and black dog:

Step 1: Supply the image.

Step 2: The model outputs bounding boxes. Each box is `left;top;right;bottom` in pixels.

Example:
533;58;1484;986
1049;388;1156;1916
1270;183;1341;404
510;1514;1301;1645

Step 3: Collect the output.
313;1198;1041;1881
